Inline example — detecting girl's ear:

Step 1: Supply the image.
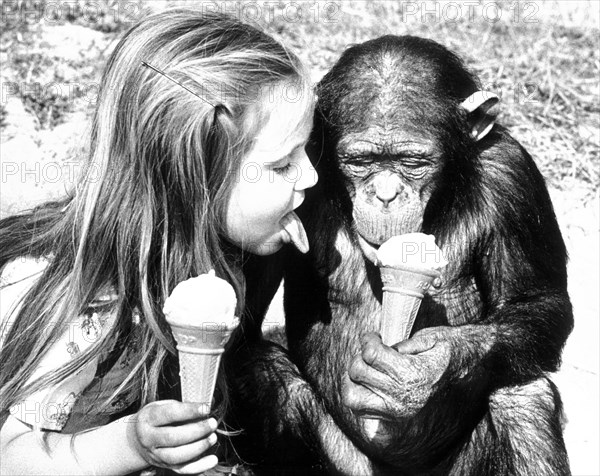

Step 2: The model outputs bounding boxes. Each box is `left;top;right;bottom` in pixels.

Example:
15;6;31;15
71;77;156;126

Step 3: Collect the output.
460;91;499;141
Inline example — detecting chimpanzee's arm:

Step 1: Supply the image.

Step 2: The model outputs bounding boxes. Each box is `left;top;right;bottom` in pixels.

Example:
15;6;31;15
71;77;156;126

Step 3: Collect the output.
440;130;573;387
225;253;375;475
227;339;378;475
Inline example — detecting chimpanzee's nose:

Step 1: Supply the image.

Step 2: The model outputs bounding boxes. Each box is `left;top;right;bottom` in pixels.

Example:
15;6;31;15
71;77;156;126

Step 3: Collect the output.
374;172;401;207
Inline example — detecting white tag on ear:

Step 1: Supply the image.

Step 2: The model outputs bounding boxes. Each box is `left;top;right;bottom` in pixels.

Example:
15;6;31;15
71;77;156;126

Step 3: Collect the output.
460;91;499;141
460;91;499;113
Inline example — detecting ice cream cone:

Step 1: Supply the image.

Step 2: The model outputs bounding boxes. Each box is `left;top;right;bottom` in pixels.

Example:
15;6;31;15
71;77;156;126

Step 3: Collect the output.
163;271;239;416
379;265;440;346
170;322;234;414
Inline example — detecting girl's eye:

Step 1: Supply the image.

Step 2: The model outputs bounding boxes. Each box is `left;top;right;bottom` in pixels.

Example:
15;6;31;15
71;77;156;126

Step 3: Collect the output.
273;163;293;174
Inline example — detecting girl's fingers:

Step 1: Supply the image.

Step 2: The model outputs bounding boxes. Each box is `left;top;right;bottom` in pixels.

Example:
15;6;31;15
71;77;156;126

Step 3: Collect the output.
145;401;210;426
152;420;218;447
155;433;218;466
173;454;219;475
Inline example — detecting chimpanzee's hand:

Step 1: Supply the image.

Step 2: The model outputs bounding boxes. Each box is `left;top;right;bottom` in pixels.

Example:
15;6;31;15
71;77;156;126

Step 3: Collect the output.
342;328;457;420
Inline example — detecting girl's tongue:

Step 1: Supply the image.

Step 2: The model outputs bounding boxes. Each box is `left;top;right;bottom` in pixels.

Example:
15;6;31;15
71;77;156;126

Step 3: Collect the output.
280;211;309;254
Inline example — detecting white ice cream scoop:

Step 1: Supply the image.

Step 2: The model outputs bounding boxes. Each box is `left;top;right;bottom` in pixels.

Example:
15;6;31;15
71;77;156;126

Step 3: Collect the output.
376;233;448;269
163;270;239;413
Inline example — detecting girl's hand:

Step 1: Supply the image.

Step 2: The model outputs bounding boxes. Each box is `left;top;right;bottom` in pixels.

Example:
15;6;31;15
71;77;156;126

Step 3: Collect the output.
130;400;219;474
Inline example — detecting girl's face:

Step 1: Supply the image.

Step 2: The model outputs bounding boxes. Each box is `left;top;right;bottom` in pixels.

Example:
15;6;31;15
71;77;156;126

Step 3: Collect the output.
225;90;318;255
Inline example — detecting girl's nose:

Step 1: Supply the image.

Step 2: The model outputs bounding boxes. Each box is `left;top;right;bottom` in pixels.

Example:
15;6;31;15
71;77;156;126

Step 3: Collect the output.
294;151;318;191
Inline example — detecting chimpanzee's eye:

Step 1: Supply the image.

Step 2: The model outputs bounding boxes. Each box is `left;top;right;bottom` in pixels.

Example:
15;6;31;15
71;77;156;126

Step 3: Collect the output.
392;158;432;180
343;160;371;176
403;156;433;168
400;156;432;167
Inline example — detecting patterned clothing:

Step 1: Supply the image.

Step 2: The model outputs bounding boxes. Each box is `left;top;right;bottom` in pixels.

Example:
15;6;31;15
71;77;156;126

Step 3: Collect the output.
0;257;142;432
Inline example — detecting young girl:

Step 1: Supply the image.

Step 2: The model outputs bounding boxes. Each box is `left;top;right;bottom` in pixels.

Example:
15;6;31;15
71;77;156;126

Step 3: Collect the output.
0;9;316;475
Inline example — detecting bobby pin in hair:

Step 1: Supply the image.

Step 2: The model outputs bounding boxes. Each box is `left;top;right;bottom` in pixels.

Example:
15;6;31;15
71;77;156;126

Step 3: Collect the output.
141;61;216;108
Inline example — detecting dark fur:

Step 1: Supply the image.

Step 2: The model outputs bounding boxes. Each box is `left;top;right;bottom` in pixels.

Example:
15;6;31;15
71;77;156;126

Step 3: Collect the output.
225;36;572;475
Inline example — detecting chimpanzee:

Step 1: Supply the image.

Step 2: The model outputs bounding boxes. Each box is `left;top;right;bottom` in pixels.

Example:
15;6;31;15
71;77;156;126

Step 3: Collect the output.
225;35;573;476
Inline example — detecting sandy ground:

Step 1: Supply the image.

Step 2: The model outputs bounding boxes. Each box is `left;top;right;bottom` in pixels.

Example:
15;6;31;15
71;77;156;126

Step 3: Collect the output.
551;189;599;476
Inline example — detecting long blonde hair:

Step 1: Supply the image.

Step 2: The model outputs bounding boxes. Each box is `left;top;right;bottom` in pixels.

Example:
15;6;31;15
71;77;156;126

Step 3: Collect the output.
0;9;310;424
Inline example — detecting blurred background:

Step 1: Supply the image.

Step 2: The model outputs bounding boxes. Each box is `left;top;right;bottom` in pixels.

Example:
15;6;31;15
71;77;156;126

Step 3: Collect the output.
1;1;598;474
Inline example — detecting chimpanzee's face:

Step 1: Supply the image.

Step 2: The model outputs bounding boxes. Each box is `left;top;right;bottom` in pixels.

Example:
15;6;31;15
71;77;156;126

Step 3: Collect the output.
335;128;441;256
314;43;471;261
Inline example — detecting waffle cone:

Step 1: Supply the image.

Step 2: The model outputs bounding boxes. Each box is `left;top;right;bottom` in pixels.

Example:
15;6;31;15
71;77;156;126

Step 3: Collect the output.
169;323;234;414
379;265;440;346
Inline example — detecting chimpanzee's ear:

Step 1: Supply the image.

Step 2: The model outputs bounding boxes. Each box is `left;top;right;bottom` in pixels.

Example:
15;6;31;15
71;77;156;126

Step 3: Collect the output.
460;91;499;141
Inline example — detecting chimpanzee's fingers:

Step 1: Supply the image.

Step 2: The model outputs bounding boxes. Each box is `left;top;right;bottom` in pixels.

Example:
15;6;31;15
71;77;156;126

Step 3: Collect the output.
360;332;405;376
393;332;438;355
348;351;393;390
341;372;388;416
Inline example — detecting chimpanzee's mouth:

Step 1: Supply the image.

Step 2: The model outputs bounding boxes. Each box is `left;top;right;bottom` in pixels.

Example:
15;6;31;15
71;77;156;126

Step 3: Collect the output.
352;200;425;252
352;207;416;248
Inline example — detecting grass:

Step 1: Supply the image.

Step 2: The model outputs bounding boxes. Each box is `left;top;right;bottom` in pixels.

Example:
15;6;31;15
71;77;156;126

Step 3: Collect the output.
254;1;599;200
1;0;598;199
